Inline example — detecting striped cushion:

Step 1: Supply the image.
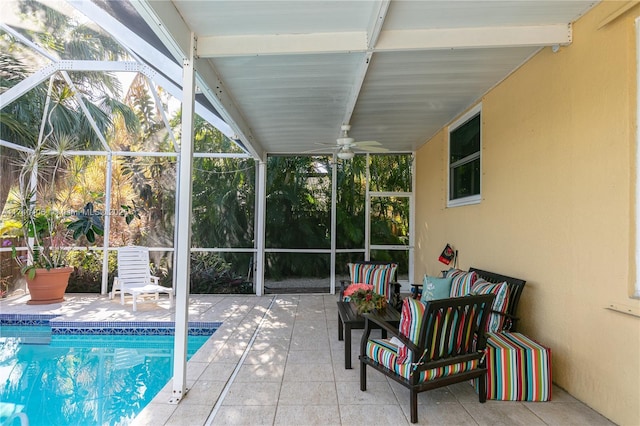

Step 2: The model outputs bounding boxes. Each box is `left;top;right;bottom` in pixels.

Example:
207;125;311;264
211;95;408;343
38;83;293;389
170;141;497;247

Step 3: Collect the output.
347;263;397;301
471;279;510;332
366;338;479;381
397;297;427;363
425;304;481;359
447;270;478;297
479;332;552;401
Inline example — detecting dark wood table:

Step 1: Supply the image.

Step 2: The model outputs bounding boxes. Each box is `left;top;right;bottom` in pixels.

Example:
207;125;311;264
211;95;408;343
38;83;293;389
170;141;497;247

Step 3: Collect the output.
337;301;401;369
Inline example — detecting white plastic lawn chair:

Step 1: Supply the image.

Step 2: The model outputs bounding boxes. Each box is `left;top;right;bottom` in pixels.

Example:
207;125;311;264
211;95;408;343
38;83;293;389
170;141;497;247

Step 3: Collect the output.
110;246;174;311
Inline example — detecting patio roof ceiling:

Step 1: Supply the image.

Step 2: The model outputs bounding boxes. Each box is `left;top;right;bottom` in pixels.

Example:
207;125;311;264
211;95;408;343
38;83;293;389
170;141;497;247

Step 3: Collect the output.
79;0;596;160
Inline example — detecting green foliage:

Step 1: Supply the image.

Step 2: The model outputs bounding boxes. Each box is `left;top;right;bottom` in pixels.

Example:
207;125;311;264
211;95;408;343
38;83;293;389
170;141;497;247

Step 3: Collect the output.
66;202;105;244
120;203;141;225
66;250;117;293
190;117;255;271
264;156;332;278
189;252;250;294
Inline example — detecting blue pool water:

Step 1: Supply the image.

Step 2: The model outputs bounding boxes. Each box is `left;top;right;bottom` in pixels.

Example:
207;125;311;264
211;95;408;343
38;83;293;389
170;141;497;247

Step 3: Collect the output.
0;317;219;426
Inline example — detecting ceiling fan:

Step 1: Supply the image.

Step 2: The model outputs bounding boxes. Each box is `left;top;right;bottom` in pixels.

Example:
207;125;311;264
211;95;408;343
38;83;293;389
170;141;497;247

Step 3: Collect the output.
333;124;387;160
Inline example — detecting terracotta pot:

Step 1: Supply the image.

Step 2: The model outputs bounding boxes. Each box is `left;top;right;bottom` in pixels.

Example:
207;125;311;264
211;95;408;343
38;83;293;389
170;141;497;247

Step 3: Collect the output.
25;267;73;305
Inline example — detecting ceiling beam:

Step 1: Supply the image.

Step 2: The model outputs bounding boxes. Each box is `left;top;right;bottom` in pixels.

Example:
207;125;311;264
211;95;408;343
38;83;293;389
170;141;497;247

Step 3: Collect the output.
67;0;181;76
131;0;264;159
195;23;571;58
65;1;232;137
375;24;572;51
341;0;390;127
197;32;367;57
366;0;391;48
195;59;264;160
129;0;193;63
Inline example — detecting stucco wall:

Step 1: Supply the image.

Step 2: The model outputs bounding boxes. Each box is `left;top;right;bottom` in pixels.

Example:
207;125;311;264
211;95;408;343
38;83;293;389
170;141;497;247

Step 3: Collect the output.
414;3;640;425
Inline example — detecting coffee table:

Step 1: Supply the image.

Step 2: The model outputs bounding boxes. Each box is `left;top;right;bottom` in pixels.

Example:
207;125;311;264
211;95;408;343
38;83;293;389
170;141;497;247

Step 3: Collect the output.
337;301;401;369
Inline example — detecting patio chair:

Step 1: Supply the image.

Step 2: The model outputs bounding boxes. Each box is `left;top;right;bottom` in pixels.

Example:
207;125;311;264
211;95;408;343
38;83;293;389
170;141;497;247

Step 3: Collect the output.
360;294;495;423
339;261;401;309
110;245;174;311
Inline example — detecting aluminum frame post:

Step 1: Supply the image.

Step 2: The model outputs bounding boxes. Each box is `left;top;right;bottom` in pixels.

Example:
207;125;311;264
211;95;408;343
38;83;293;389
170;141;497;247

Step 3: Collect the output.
170;33;196;404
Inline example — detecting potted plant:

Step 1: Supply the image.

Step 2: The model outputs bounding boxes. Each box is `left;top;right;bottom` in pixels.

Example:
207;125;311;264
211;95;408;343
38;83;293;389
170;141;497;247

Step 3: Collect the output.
6;130;104;304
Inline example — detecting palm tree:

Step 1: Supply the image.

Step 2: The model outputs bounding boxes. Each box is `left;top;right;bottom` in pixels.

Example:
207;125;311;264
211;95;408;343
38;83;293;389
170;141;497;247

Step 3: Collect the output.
0;0;138;215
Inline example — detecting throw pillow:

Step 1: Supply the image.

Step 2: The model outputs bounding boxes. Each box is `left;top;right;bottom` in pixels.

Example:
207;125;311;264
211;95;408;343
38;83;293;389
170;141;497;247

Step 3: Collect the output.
449;270;478;297
347;262;398;301
397;297;427;363
470;279;510;332
420;275;453;302
445;268;465;278
369;266;395;300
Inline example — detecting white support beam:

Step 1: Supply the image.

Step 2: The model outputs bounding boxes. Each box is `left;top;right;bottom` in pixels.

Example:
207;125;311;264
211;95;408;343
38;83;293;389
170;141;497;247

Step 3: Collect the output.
0;59;132;108
375;24;572;51
170;33;197;405
341;0;389;127
136;63;234;137
366;1;391;49
129;0;194;63
365;154;371;261
195;59;265;160
0;139;34;153
254;161;267;297
130;0;263;159
0;62;57;108
330;155;337;295
342;52;372;127
101;154;113;295
59;71;111;151
197;32;367;57
66;0;235;140
67;0;182;74
194;24;571;58
145;75;179;151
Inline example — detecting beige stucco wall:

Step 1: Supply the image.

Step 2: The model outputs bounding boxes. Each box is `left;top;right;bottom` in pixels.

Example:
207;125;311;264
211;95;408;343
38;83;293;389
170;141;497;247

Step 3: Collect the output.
414;2;640;425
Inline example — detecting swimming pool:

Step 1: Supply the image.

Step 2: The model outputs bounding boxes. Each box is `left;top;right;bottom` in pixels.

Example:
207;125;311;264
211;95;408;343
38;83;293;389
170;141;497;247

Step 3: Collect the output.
0;315;220;426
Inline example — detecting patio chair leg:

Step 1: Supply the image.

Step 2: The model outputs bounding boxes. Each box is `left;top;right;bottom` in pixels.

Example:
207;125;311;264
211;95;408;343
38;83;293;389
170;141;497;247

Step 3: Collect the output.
479;373;487;403
410;389;418;423
360;361;367;391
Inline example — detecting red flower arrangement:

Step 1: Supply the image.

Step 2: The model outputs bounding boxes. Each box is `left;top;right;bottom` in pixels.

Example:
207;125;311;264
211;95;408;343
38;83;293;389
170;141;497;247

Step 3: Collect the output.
344;283;387;314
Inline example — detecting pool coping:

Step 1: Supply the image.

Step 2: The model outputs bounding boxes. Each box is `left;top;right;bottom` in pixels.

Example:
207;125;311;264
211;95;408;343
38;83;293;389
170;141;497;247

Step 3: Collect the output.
0;314;222;336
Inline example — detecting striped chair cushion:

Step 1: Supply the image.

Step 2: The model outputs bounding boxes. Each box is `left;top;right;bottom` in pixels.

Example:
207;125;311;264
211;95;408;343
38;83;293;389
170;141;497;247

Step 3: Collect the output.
397;297;427;363
347;263;397;301
471;279;510;332
366;338;479;381
447;269;478;297
479;332;552;401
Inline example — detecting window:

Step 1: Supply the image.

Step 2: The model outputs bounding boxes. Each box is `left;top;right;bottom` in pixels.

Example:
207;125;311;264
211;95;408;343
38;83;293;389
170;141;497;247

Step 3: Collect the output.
448;105;481;207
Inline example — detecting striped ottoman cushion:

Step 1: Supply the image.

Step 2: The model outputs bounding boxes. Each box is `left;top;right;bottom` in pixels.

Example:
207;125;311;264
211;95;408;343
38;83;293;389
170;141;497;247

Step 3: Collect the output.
477;332;552;401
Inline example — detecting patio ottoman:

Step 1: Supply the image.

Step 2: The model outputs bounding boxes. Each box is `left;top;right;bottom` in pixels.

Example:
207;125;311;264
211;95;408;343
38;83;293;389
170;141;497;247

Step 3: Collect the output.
475;332;552;401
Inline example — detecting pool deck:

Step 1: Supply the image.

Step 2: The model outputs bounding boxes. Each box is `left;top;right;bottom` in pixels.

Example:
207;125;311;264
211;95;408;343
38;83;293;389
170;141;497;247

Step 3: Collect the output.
1;293;615;425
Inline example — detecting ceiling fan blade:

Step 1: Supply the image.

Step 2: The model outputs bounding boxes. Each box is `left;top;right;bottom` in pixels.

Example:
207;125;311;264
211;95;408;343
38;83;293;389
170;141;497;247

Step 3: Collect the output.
356;146;389;153
301;146;338;154
353;140;381;147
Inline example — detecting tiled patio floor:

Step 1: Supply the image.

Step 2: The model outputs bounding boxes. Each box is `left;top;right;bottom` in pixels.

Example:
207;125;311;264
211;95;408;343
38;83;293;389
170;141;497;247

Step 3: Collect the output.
1;293;615;425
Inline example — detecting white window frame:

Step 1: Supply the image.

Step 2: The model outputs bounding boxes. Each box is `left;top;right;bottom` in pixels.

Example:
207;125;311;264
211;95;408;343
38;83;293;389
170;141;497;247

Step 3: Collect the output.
447;104;482;207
